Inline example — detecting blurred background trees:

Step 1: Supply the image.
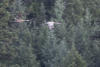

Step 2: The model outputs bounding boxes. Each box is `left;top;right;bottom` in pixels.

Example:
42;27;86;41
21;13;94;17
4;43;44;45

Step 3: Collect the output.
0;0;100;67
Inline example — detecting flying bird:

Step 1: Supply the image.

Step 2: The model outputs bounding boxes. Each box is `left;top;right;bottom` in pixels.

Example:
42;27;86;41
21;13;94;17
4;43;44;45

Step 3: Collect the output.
45;21;61;30
14;18;30;23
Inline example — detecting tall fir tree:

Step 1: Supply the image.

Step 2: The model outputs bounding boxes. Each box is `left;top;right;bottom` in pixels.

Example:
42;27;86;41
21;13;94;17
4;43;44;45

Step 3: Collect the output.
65;45;87;67
39;30;67;67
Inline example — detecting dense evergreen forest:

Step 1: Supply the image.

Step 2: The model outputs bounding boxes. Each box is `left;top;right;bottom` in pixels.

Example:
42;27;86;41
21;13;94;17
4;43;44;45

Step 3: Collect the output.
0;0;100;67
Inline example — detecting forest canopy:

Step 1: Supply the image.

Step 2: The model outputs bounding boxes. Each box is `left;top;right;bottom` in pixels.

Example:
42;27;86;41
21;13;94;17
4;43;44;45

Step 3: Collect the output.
0;0;100;67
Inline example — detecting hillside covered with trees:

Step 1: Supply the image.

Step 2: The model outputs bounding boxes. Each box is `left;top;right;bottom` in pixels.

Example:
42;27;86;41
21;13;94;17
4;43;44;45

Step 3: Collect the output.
0;0;100;67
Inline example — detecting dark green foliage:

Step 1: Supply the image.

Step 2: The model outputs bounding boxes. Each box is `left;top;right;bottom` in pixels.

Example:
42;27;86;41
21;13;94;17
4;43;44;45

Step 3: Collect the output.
65;45;87;67
39;30;67;67
0;0;100;67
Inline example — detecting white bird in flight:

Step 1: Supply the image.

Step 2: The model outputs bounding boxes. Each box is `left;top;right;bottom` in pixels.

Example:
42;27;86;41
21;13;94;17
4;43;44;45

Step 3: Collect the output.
46;21;61;30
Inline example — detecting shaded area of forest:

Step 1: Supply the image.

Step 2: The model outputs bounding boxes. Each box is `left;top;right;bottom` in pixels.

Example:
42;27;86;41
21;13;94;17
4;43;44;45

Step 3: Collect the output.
0;0;100;67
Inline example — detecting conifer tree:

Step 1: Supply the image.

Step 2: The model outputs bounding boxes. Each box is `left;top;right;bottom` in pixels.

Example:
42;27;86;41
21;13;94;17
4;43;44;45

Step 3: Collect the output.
40;30;67;67
10;0;26;19
9;0;40;67
12;25;40;67
0;0;11;44
53;0;65;22
0;0;16;66
65;45;87;67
